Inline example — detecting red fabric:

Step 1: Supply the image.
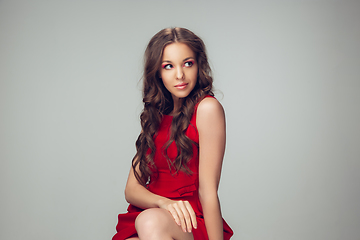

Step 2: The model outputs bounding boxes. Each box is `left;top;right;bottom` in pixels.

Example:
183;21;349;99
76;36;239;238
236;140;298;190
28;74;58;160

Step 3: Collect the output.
112;96;233;240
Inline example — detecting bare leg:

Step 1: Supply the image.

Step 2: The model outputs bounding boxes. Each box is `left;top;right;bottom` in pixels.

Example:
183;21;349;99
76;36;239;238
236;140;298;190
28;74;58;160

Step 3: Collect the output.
135;208;194;240
125;238;139;240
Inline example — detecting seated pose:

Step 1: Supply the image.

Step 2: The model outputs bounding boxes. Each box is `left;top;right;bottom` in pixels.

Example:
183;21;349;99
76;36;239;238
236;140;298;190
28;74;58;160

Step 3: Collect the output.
112;27;233;240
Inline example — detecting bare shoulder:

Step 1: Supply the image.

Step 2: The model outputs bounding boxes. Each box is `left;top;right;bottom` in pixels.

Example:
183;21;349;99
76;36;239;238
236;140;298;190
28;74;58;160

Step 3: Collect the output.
196;97;225;129
196;97;225;119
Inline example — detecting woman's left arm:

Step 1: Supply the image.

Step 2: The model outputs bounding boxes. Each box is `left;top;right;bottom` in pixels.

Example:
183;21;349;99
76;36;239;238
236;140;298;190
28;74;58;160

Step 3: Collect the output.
197;97;226;240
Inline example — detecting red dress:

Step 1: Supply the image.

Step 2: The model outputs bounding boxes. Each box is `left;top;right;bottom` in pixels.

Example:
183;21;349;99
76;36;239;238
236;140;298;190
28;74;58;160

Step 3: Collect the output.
112;96;233;240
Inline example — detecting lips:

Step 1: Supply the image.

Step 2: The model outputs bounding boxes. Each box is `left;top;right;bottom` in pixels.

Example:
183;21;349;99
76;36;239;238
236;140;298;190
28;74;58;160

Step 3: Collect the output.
175;83;188;89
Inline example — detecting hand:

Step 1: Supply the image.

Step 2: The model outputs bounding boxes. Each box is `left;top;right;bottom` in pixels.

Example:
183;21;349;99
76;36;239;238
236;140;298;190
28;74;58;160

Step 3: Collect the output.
159;199;198;233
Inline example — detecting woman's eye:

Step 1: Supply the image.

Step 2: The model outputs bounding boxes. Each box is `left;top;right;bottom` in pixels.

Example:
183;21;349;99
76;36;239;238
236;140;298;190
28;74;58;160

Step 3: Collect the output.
184;61;194;67
162;64;173;70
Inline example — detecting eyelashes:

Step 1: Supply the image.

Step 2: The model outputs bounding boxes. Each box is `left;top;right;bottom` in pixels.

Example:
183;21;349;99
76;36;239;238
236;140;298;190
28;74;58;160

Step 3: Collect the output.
161;60;195;70
183;60;194;68
162;63;173;70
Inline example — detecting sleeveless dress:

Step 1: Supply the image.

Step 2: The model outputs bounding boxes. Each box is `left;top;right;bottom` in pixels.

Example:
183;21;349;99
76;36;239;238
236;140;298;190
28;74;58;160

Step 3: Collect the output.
112;96;233;240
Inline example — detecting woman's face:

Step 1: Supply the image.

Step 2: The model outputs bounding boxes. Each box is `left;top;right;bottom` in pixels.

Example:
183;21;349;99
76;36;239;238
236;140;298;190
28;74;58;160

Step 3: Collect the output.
160;42;198;103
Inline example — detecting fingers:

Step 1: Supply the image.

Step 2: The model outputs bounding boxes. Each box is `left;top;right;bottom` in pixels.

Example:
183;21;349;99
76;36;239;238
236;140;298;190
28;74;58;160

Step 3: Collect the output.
172;201;189;232
184;200;197;230
169;200;197;233
167;204;181;226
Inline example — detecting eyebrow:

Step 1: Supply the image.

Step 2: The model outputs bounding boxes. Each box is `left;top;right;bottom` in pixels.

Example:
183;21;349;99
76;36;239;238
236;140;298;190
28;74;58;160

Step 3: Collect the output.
162;57;195;63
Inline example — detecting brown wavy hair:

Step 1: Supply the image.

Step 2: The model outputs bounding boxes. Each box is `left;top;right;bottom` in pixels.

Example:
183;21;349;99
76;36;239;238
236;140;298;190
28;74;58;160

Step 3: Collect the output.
132;27;214;185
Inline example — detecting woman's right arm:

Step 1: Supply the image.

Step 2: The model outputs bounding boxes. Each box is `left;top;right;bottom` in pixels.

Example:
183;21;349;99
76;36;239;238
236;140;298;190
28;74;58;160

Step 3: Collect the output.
124;162;198;232
124;163;167;209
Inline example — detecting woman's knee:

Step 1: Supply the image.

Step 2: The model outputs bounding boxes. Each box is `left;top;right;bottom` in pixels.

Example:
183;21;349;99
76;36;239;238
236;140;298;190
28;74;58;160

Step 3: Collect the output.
135;208;170;234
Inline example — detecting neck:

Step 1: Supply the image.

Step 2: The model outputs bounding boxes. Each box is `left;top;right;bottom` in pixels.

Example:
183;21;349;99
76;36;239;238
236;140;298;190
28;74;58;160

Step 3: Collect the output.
171;96;183;115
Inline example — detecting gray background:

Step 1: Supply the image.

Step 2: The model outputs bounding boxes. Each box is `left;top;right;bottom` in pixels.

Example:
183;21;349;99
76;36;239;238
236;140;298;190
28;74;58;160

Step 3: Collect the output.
1;0;359;239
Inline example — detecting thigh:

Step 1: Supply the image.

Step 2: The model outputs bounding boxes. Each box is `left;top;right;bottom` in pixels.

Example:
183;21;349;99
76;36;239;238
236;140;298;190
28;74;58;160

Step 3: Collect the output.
135;208;194;240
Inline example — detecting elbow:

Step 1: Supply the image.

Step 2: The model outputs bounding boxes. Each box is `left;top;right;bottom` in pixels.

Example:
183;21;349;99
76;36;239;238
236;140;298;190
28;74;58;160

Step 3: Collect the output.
199;188;219;204
124;184;132;204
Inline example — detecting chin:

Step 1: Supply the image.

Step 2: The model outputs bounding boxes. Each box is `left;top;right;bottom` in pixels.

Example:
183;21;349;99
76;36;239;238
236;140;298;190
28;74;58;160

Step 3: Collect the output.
175;91;192;99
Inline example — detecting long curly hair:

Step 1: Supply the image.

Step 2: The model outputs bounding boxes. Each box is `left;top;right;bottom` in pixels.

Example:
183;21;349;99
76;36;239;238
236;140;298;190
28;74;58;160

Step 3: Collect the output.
132;27;214;185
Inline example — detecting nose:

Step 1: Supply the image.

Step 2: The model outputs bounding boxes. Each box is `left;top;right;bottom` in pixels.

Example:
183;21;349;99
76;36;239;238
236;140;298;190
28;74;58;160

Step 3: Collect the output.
176;67;184;80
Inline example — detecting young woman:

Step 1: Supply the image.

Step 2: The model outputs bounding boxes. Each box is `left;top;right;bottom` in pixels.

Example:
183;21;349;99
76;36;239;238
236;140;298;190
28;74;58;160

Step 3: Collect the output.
112;27;233;240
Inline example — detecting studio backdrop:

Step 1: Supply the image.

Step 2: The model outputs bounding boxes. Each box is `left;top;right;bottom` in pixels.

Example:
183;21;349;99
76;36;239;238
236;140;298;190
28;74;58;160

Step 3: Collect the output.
1;1;359;239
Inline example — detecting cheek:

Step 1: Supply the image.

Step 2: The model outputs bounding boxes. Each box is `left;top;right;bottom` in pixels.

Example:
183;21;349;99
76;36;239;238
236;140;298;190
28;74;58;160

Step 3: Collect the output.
160;70;170;80
160;75;172;90
190;68;198;81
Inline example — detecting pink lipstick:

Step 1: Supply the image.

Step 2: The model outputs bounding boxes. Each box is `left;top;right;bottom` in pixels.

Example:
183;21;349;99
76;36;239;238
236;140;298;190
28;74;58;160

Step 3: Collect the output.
175;83;188;90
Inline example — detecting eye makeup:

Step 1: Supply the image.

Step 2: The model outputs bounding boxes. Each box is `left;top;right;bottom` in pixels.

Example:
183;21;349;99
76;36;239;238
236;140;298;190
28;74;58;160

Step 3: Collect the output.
183;60;195;67
161;63;173;69
161;59;195;70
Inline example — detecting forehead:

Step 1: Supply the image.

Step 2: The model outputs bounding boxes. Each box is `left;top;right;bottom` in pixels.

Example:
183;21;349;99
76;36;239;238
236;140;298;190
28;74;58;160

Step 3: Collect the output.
162;42;195;61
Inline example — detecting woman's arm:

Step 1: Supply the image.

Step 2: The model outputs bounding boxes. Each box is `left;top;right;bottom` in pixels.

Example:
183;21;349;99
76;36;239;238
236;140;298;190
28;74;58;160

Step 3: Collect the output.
125;157;198;232
125;165;166;209
197;97;226;240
